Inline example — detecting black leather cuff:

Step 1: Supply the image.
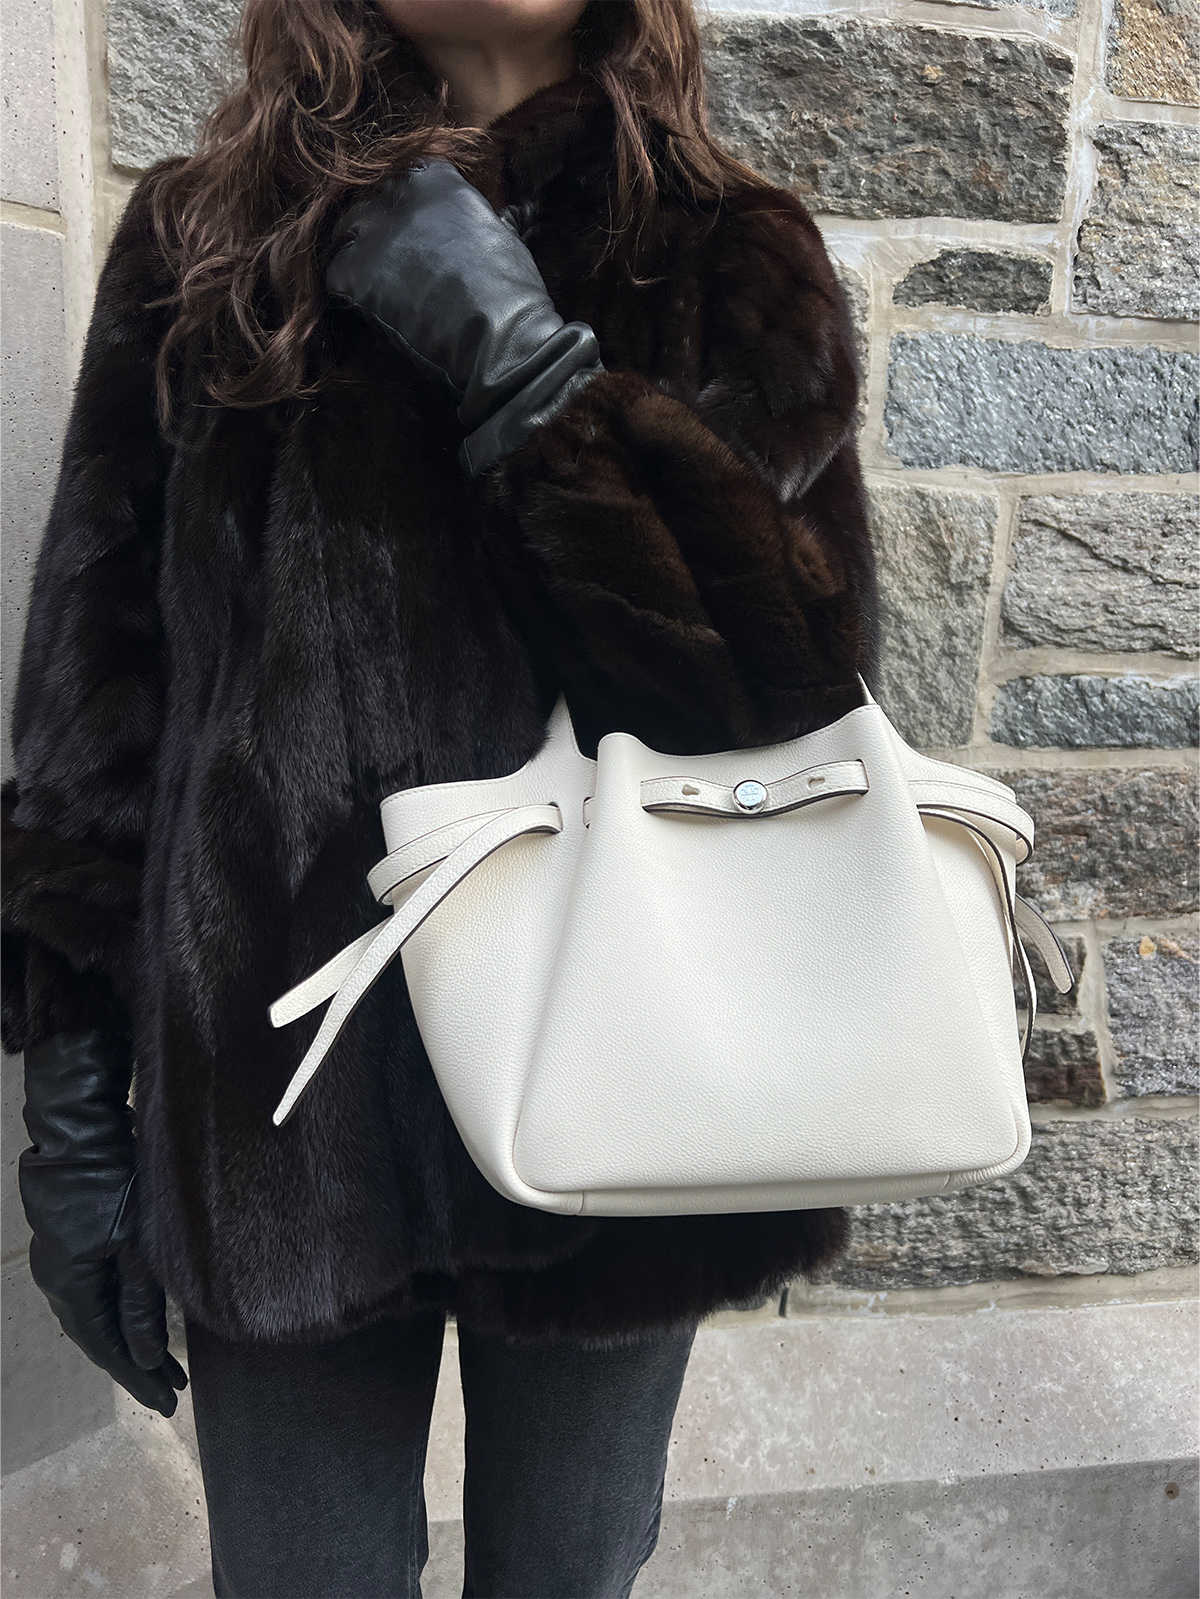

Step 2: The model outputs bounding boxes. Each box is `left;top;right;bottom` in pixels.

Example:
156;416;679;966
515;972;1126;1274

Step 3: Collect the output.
460;322;604;477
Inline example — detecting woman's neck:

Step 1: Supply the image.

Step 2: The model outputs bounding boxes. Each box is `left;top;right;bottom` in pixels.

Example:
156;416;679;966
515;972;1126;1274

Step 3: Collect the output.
415;36;578;129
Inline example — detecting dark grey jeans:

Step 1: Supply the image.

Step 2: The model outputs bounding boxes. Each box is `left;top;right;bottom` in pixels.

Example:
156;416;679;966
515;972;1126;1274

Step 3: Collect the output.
184;1310;696;1599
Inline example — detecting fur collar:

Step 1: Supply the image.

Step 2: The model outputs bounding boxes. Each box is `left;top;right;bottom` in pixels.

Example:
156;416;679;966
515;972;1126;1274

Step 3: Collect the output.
468;72;615;209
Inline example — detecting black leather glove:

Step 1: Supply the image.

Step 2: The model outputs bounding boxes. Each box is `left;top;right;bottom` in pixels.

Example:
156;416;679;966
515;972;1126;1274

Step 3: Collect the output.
327;158;603;476
18;1032;187;1416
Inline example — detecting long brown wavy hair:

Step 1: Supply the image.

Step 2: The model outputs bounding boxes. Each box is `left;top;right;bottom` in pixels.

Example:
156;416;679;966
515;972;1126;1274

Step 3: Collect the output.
143;0;762;420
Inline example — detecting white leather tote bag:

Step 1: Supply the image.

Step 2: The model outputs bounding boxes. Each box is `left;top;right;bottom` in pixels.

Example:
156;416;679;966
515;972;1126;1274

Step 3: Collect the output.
269;682;1072;1216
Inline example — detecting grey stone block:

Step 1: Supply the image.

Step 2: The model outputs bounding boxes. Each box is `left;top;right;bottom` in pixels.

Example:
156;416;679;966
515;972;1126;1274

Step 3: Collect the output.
868;484;997;747
107;0;241;170
992;674;1200;749
1107;0;1200;105
2;223;69;774
702;17;1071;222
1;1263;114;1475
885;334;1199;474
636;1463;1200;1599
1001;494;1199;657
820;1116;1199;1289
1;0;59;210
895;249;1052;315
109;4;1079;211
1073;123;1200;322
1023;1028;1105;1107
997;766;1198;921
1104;934;1199;1096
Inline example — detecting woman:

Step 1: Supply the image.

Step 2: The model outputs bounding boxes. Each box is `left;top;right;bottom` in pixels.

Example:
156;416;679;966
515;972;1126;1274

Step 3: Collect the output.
4;0;877;1593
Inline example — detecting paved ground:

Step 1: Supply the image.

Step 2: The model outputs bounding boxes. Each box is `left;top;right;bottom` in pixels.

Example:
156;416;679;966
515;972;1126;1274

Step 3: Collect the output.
3;1289;1197;1597
426;1462;1200;1599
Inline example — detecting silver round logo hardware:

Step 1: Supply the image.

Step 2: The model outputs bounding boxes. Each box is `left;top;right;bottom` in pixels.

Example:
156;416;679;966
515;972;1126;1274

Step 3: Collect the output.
733;779;767;812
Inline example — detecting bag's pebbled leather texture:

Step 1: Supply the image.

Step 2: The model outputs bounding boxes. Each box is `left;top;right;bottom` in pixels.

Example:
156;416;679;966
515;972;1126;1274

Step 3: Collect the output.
271;684;1072;1216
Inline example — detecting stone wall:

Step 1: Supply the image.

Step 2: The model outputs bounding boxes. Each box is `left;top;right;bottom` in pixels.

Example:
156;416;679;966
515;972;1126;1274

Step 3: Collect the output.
697;1;1199;1295
2;0;1197;1484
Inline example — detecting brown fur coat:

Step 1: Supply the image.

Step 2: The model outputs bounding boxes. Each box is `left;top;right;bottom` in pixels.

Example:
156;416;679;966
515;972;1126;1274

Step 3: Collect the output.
3;77;878;1345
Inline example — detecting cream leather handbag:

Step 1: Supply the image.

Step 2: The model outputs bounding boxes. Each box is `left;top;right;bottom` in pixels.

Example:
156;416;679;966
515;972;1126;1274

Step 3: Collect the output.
269;682;1072;1216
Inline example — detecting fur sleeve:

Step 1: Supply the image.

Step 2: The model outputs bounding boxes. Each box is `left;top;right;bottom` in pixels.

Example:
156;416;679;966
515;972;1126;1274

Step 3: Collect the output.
485;190;879;757
2;177;174;1053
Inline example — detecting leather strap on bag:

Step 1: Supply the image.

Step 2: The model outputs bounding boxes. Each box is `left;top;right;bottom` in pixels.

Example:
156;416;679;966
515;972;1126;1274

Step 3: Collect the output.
270;804;561;1126
268;767;1071;1125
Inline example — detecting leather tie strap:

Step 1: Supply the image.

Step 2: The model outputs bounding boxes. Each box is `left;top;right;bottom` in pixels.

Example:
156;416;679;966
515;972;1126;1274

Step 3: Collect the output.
914;802;1072;1060
366;811;513;906
270;775;1072;1125
270;803;562;1126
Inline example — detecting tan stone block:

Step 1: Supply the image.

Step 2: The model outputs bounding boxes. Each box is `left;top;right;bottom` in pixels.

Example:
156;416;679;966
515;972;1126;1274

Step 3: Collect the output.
1107;0;1200;106
1073;123;1200;321
998;767;1198;922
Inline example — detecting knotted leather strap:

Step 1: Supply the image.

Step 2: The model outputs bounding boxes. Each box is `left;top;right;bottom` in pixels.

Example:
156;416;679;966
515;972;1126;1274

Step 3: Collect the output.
270;804;561;1126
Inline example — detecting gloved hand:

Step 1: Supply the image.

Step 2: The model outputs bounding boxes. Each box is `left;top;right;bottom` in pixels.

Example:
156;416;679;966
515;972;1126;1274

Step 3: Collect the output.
327;158;603;476
18;1032;188;1417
